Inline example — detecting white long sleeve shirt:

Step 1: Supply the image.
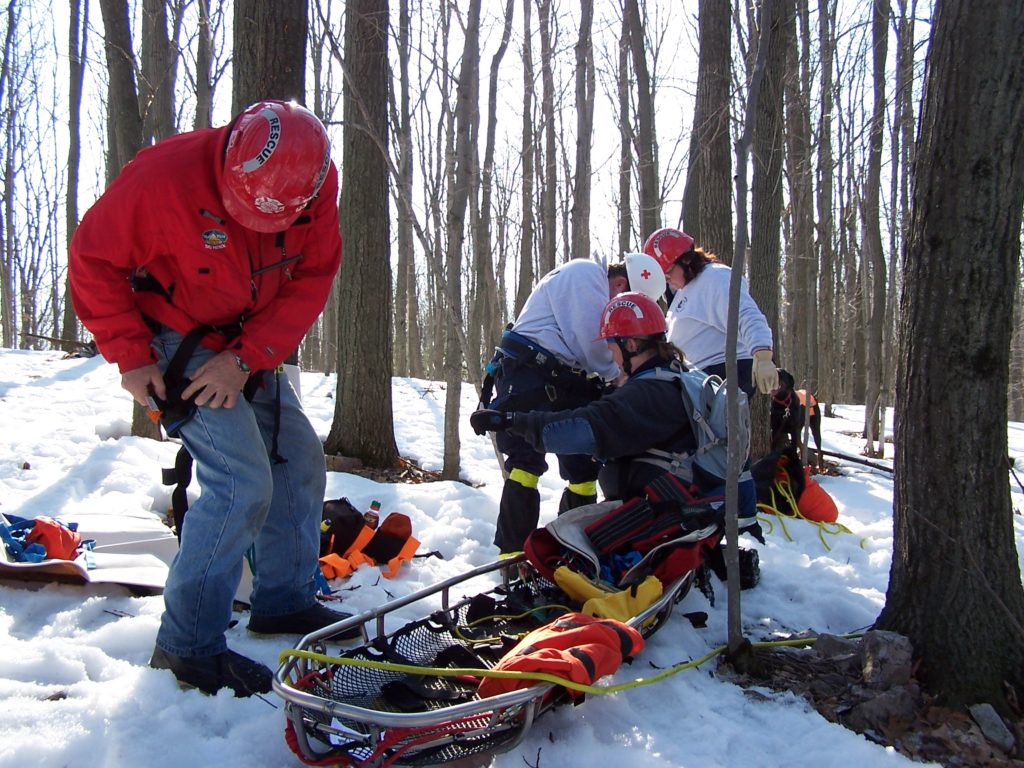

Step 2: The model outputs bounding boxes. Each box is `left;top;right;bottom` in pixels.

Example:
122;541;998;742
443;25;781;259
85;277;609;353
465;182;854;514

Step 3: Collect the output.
666;262;773;370
511;259;619;381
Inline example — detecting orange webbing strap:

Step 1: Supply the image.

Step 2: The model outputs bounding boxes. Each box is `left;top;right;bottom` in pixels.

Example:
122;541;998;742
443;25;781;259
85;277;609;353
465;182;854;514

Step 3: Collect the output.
369;534;420;579
318;525;374;578
318;552;356;580
318;518;420;580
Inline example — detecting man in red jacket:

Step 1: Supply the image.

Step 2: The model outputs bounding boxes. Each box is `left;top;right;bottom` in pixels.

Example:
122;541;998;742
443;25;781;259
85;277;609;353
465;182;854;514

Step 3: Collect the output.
70;100;345;697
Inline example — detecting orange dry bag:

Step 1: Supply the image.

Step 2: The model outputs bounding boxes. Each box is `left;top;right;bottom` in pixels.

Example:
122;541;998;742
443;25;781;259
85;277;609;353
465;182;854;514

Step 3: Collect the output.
795;468;839;523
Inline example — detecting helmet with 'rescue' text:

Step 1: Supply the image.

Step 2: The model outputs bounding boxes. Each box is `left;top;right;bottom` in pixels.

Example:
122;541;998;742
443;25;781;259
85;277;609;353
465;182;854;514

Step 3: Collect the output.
642;228;695;273
221;100;331;233
623;253;667;301
598;292;667;340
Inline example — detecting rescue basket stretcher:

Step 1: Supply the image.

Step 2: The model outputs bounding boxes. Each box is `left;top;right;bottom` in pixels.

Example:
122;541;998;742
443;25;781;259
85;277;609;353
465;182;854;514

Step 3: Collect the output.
274;554;695;767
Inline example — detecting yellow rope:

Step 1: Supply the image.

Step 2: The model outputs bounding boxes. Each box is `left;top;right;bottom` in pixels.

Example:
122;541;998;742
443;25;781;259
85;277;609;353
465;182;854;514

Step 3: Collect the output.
278;634;860;697
756;472;865;551
450;604;575;645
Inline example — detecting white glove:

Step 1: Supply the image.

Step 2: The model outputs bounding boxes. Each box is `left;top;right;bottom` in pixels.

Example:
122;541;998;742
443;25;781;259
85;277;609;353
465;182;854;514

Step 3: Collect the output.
752;349;779;395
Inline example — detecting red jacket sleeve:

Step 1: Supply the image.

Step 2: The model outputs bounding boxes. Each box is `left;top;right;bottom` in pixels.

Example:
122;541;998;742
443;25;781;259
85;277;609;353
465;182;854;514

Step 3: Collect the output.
230;163;343;371
68;168;161;373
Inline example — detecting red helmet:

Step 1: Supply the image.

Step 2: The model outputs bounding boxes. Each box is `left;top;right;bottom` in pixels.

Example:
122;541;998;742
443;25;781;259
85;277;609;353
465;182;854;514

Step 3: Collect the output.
642;228;695;272
221;100;331;232
598;292;667;339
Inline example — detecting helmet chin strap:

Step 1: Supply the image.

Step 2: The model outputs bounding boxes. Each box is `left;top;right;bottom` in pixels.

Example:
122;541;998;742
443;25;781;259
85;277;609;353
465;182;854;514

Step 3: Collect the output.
616;340;637;376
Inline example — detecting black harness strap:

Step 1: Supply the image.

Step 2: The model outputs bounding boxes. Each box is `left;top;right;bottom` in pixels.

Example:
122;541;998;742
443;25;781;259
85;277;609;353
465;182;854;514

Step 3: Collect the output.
156;323;270;541
486;331;604;412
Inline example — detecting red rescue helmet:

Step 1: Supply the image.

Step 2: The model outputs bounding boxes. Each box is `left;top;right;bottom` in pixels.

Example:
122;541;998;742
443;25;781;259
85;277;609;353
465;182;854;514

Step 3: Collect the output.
642;227;695;273
221;100;331;233
598;292;667;340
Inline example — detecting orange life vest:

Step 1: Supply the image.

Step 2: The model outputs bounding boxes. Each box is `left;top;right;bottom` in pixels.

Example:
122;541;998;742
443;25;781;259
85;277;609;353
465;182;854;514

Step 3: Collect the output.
478;612;644;698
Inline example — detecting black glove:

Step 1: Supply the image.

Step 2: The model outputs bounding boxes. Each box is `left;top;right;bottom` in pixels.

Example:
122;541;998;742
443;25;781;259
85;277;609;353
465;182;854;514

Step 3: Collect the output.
470;409;514;436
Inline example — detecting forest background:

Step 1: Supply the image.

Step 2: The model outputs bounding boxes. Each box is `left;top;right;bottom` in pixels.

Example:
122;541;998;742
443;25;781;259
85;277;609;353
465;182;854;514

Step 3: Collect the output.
1;0;1023;720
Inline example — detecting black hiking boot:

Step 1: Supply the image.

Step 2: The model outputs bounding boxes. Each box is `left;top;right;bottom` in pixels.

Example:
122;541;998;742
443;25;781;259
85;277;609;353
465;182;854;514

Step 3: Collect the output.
149;646;272;697
247;602;361;640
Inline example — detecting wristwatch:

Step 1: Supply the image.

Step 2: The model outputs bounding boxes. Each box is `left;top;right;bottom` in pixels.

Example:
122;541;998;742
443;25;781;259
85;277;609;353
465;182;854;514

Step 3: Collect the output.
233;354;251;375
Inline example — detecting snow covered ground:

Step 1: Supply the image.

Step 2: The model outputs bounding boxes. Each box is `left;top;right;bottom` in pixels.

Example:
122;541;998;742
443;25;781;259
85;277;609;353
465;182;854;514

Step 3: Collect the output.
1;348;1022;767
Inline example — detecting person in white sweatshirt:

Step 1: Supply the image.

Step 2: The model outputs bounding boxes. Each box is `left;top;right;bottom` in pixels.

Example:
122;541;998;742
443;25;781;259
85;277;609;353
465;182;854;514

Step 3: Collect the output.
643;227;778;397
475;255;666;554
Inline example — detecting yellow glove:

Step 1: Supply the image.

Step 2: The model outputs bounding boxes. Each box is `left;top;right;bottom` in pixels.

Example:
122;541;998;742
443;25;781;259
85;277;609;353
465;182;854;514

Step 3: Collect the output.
554;566;612;603
752;349;779;395
582;576;663;623
554;566;664;623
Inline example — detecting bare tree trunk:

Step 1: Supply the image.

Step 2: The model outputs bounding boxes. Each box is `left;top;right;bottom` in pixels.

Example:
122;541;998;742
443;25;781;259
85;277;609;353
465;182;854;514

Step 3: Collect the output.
815;0;836;411
886;0;916;408
0;2;14;347
623;0;660;236
140;0;176;142
682;0;732;261
878;0;1024;708
232;0;307;111
616;15;632;257
325;0;398;468
98;0;145;174
61;0;88;351
748;0;788;460
471;0;514;375
1010;278;1024;421
861;0;888;454
570;0;594;263
98;0;158;440
193;0;213;129
393;0;414;376
728;0;776;656
440;0;480;480
515;0;536;316
783;0;815;384
536;0;556;275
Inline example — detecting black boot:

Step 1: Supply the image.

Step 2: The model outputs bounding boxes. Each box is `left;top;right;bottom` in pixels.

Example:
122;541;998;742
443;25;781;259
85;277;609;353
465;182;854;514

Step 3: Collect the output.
150;646;272;697
248;602;361;640
493;480;540;554
558;488;597;514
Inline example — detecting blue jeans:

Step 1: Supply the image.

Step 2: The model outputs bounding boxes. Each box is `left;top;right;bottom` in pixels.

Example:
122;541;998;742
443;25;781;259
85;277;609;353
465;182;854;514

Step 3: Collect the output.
152;330;325;657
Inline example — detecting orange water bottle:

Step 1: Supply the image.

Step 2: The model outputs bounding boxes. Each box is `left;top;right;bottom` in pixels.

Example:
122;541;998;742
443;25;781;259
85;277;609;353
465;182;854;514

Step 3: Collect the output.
364;500;381;529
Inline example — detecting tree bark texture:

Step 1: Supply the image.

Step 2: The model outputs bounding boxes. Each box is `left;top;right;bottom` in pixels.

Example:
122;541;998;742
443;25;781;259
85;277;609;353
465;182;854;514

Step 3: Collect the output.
440;0;480;480
748;0;788;459
616;17;632;257
97;0;159;441
815;0;836;409
140;0;176;143
877;0;1024;709
98;0;144;176
515;0;536;316
570;0;594;264
471;0;514;375
62;0;88;350
326;0;398;467
623;0;660;238
782;0;815;386
682;0;732;262
860;0;888;453
232;0;308;112
193;0;213;129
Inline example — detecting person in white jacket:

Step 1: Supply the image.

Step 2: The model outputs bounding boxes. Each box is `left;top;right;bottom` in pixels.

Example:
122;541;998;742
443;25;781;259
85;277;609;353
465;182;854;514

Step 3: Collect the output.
475;254;665;554
643;227;778;397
